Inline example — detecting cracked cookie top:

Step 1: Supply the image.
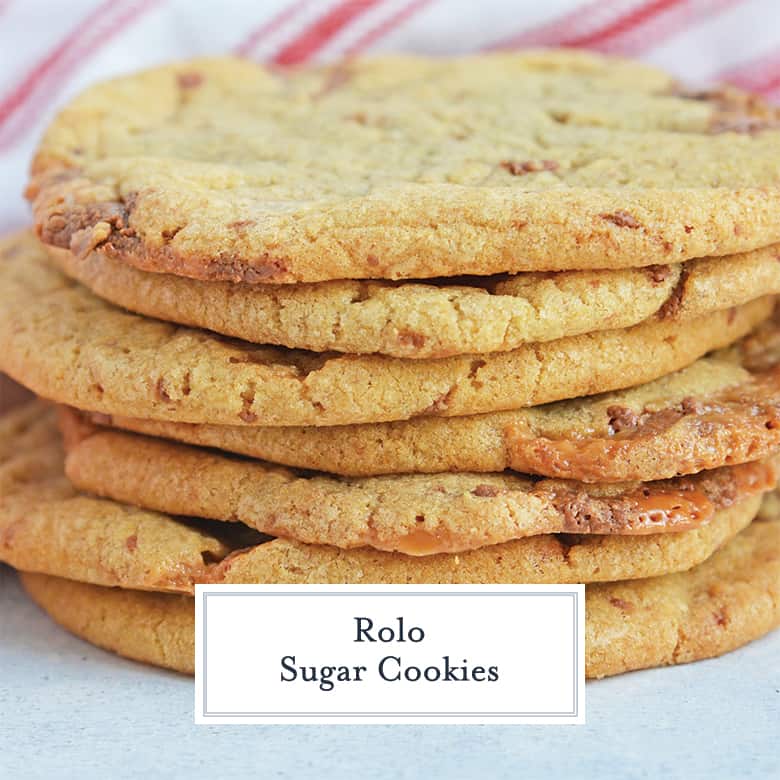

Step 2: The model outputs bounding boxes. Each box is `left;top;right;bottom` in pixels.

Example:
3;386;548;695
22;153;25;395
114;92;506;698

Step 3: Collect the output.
0;232;771;426
0;401;760;584
45;240;780;358
60;406;779;554
27;51;780;284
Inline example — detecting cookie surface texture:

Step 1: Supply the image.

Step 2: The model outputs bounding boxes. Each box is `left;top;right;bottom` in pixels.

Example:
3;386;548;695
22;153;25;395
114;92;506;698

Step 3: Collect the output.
586;517;780;678
21;516;780;679
61;412;778;555
96;312;780;482
0;232;771;427
20;571;195;674
29;53;780;283
0;401;761;587
44;241;780;358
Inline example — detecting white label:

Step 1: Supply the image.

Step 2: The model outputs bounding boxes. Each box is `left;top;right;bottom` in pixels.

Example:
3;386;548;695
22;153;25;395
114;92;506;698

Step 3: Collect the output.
195;585;585;725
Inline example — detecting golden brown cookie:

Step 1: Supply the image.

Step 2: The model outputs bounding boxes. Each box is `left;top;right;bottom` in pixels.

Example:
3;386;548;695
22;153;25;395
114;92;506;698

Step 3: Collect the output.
20;571;195;674
758;485;780;519
95;312;780;482
0;403;253;591
1;232;771;427
2;401;761;587
586;516;780;678
20;516;780;678
207;500;760;588
45;240;780;358
29;53;780;284
61;410;778;555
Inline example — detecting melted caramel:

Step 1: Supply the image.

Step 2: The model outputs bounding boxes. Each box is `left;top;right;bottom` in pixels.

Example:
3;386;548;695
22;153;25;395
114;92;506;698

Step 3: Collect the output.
626;489;713;532
731;458;778;493
620;458;778;534
394;528;453;556
388;458;780;555
507;369;780;483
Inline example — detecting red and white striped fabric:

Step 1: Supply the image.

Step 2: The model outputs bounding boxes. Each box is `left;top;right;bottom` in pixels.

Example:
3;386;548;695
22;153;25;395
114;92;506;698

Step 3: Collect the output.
2;0;779;234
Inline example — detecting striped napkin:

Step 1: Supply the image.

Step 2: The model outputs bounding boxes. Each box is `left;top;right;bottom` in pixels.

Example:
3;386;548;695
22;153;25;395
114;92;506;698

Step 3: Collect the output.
2;0;779;233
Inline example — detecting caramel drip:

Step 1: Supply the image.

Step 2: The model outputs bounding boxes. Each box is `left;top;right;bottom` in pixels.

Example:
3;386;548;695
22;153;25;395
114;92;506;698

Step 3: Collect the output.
394;528;454;557
382;458;779;556
507;368;780;482
617;458;777;534
623;489;713;532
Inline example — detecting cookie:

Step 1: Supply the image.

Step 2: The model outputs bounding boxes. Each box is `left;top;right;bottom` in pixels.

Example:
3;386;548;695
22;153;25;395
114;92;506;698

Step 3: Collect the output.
586;516;780;678
1;233;771;428
96;313;780;482
20;571;195;674
1;402;760;586
61;411;778;555
0;403;257;591
45;240;780;358
28;53;780;284
208;500;761;588
20;516;780;678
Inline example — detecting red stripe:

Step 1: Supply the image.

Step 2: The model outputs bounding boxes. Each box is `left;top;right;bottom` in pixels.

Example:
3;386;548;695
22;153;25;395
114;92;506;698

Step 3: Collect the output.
488;0;644;50
272;0;386;64
0;0;163;150
561;0;682;47
235;0;311;57
755;76;780;99
345;0;434;54
717;49;780;94
590;0;744;55
0;0;121;126
488;0;742;57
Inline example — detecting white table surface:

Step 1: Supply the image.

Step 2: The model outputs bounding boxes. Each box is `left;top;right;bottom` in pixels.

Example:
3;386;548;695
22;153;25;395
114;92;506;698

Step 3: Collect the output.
1;562;777;780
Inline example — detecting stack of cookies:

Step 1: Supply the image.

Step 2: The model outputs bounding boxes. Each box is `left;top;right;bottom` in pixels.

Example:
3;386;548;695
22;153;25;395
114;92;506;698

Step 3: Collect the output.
1;51;779;678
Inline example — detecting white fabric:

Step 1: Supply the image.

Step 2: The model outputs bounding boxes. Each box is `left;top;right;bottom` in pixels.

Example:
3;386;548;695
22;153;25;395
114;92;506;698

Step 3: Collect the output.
2;0;779;233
